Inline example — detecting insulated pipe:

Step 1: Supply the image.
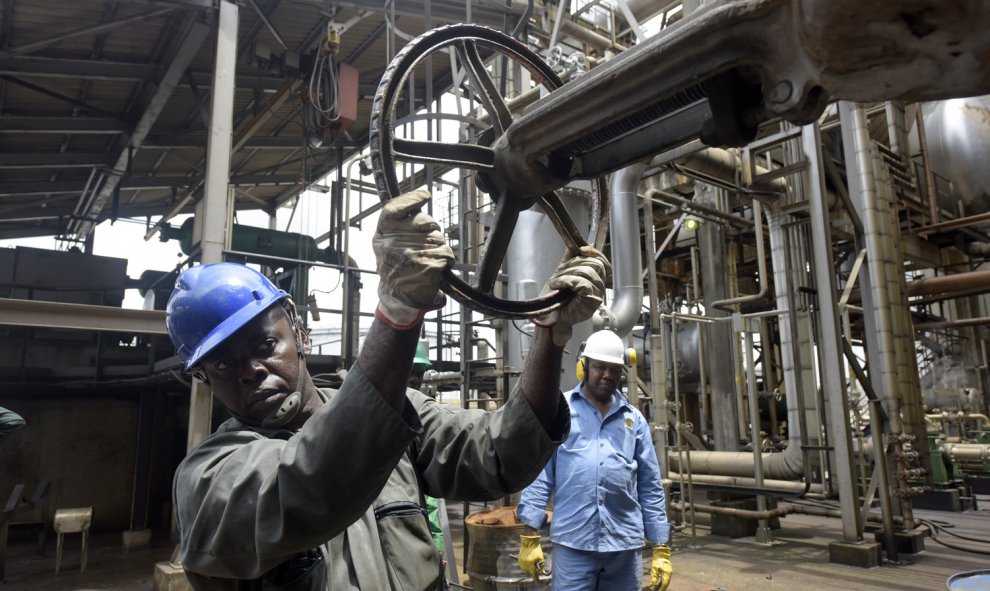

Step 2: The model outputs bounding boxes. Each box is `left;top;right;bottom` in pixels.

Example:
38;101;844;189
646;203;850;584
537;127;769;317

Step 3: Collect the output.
668;445;805;480
608;162;647;337
926;412;990;428
673;500;917;526
712;200;768;309
780;503;912;527
677;148;790;194
670;500;793;520
841;101;920;526
945;442;990;462
668;209;806;481
558;15;628;53
665;472;822;495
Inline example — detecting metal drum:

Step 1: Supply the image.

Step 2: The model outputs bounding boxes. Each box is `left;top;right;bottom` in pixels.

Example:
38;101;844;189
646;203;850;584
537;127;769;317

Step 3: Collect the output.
947;569;990;591
466;506;552;591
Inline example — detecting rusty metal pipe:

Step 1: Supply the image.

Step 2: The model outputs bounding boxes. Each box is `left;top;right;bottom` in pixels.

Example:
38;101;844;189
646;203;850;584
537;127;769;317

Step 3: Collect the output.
917;316;990;330
907;270;990;297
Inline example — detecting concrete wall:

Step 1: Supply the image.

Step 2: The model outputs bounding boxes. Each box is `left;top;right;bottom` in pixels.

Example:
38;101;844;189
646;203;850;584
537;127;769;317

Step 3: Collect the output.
0;397;139;531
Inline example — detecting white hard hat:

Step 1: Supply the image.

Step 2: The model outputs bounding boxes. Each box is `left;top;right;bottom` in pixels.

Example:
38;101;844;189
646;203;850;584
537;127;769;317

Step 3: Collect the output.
581;330;627;366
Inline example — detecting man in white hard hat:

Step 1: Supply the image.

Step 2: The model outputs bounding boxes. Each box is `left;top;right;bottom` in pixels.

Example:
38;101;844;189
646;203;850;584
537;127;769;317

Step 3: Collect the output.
516;329;672;591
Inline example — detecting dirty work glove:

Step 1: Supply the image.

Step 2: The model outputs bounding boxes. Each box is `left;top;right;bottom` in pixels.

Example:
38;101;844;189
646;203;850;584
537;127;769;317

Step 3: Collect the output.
518;535;545;580
650;545;673;591
534;245;610;347
373;190;455;330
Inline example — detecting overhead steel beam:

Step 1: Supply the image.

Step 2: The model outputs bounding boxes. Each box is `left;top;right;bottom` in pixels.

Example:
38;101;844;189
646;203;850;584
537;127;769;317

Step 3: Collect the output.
0;75;130;121
72;19;212;239
124;173;300;188
0;116;129;134
232;79;302;152
144;134;300;149
0;152;115;168
115;0;213;8
0;56;286;90
0;55;159;80
0;8;177;60
291;0;525;25
0;298;167;334
0;180;85;196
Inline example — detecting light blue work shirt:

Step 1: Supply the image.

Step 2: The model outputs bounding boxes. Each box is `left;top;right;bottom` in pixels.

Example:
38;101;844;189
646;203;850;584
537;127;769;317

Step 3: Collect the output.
517;384;670;551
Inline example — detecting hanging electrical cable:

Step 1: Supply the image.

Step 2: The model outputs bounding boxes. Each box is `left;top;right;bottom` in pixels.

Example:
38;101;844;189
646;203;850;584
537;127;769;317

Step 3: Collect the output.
304;23;343;149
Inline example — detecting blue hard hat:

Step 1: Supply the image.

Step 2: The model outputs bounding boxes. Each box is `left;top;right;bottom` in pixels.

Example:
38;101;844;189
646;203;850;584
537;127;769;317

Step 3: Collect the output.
166;263;289;370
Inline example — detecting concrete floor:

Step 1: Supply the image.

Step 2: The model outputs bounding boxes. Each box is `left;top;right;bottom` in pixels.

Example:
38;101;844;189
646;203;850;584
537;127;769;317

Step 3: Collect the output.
3;496;988;590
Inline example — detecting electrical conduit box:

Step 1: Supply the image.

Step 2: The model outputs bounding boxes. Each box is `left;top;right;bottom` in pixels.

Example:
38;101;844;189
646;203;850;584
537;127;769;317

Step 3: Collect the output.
335;62;359;133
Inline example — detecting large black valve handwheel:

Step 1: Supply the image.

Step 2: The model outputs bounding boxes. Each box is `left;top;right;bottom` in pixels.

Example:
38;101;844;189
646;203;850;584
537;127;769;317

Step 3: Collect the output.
369;24;608;319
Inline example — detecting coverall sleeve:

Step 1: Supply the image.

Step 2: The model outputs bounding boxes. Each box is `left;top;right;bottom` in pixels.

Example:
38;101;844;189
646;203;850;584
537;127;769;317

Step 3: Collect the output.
634;412;670;544
409;382;569;502
174;364;422;579
516;452;557;530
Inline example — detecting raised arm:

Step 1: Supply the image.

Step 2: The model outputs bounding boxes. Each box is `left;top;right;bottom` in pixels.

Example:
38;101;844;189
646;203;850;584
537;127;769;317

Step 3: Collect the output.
524;246;611;431
359;190;455;409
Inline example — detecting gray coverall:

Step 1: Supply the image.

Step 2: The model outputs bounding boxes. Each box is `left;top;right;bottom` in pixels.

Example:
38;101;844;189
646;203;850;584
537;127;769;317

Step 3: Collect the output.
174;364;569;590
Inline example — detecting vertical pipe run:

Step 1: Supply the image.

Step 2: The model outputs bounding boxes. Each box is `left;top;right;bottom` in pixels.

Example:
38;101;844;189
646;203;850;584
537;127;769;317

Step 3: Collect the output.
744;329;772;543
697;183;739;449
870;400;899;562
609;162;647;336
642;189;670;479
839;101;918;528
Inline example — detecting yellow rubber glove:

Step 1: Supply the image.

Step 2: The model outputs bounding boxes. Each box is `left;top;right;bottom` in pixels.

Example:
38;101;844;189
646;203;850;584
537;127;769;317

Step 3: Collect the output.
518;535;544;579
651;545;673;591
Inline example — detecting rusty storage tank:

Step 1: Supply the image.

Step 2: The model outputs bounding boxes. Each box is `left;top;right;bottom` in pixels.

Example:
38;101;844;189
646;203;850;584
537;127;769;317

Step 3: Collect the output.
466;506;552;590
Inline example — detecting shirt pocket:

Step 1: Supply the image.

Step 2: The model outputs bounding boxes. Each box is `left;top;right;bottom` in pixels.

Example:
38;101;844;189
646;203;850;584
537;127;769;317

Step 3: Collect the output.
374;501;443;591
561;412;592;451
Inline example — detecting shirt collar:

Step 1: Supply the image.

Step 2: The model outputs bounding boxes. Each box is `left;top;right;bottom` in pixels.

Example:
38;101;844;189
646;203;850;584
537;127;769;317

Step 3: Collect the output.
568;384;632;414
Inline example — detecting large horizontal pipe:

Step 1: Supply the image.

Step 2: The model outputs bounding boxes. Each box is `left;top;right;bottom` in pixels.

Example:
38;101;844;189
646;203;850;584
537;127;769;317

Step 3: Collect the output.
668;445;804;480
677;147;790;193
944;442;990;463
849;269;990;305
670;499;915;526
559;17;628;52
907;269;990;297
670;500;793;520
915;316;990;331
666;471;822;495
926;412;990;428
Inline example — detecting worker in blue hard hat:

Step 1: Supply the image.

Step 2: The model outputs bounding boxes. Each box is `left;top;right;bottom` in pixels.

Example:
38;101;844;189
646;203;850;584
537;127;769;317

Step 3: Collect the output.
166;190;611;591
516;329;672;591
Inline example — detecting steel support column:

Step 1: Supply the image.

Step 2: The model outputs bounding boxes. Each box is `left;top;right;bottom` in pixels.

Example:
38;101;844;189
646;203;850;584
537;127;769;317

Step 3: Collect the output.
840;101;922;528
802;123;862;541
188;0;239;451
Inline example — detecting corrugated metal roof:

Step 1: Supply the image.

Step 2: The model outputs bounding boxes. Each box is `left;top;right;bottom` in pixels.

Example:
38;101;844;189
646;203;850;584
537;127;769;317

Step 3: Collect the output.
0;0;523;242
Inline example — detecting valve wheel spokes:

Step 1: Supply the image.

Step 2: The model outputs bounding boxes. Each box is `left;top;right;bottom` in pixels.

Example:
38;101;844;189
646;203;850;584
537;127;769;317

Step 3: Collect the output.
370;24;608;319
